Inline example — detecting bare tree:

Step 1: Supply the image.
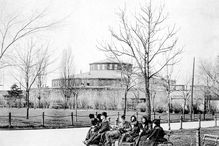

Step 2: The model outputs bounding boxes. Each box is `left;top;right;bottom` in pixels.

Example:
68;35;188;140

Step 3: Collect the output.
35;50;48;108
160;63;175;130
198;57;219;114
0;10;57;68
198;58;219;95
107;56;136;116
13;40;50;119
60;48;78;109
121;64;136;116
98;1;182;120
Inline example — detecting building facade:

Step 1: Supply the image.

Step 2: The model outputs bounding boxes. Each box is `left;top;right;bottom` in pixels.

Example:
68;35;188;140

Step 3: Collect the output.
52;59;132;88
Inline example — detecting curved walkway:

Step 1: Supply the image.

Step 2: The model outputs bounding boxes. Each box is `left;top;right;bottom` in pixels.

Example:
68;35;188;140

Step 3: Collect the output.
0;120;218;146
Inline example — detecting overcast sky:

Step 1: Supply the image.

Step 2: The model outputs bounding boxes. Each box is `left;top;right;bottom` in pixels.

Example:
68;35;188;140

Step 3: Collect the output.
0;0;219;89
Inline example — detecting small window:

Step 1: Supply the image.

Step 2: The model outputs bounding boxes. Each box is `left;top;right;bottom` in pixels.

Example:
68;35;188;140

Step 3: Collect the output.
99;64;103;70
97;64;100;70
114;64;118;70
117;64;122;70
94;65;97;70
90;65;93;71
103;64;107;70
109;64;113;70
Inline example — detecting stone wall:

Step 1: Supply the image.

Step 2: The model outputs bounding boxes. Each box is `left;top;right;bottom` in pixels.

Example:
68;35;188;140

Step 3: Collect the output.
27;87;168;110
3;86;213;111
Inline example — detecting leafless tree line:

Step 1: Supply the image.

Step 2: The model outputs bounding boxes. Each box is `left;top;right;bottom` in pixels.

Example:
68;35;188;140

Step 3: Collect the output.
0;9;59;118
198;56;219;101
60;48;79;109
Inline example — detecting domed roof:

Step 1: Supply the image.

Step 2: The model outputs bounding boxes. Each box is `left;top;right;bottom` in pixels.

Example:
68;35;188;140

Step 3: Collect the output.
90;58;131;65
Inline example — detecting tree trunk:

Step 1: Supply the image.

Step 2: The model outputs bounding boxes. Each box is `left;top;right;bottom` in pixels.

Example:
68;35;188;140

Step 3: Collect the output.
64;95;67;109
26;90;29;119
38;99;41;108
167;90;171;130
124;88;128;116
203;98;206;120
75;94;78;122
145;76;151;121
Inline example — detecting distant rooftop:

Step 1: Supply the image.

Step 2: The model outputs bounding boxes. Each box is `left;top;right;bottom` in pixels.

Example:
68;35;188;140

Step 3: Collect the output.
74;70;122;79
90;58;132;65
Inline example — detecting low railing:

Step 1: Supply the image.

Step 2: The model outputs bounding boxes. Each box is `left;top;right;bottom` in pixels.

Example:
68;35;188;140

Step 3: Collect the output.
0;111;218;129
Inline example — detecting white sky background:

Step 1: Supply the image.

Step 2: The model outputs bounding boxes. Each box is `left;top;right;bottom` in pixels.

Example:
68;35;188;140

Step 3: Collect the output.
0;0;219;89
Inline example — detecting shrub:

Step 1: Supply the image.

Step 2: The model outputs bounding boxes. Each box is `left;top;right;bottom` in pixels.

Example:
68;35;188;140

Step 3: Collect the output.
209;103;218;114
136;103;146;112
184;109;189;114
155;106;166;113
42;100;50;108
171;103;183;114
193;104;203;114
108;102;117;110
79;98;89;109
100;101;107;110
93;99;101;109
0;99;6;107
107;99;117;110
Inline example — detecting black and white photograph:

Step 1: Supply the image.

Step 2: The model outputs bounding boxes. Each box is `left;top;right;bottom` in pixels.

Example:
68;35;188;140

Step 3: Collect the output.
0;0;219;145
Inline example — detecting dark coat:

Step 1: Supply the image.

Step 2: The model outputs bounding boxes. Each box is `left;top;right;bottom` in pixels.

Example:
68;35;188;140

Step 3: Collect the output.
143;126;167;146
140;123;151;136
136;123;152;146
118;121;132;134
85;125;99;140
129;121;141;137
98;120;110;133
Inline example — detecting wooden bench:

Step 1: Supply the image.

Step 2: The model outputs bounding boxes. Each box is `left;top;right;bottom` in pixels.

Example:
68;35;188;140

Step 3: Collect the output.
203;134;219;146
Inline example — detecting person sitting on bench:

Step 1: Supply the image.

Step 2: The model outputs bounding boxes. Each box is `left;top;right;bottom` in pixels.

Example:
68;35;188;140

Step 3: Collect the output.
144;119;167;146
120;115;141;144
96;113;102;125
136;115;152;146
105;115;131;146
83;118;99;144
84;112;110;145
84;114;98;142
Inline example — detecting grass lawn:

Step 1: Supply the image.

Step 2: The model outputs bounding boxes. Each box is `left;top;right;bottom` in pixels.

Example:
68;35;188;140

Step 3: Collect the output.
170;127;219;146
0;107;217;129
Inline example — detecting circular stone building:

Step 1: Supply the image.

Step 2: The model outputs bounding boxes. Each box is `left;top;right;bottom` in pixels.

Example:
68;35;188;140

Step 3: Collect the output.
52;58;132;88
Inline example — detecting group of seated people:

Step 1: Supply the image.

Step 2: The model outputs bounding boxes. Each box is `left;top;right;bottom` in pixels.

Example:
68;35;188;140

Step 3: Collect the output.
83;112;168;146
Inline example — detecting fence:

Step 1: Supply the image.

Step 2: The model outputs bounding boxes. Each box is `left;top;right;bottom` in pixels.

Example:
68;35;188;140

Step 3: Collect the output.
0;110;218;129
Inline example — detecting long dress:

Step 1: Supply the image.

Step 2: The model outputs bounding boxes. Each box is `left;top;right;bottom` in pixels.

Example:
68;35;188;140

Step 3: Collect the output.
136;123;152;146
120;121;141;144
142;126;167;146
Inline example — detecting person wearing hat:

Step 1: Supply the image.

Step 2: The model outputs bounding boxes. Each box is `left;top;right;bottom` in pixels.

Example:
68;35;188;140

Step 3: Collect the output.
96;113;102;123
83;118;99;145
136;116;152;146
144;119;167;146
105;115;131;146
120;115;141;145
84;112;110;145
